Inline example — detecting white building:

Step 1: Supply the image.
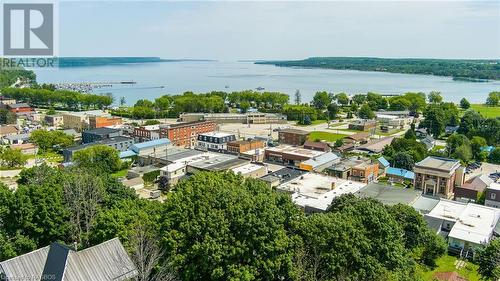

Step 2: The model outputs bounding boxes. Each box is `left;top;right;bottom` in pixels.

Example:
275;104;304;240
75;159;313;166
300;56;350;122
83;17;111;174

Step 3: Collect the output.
425;199;500;256
278;173;366;212
196;132;236;151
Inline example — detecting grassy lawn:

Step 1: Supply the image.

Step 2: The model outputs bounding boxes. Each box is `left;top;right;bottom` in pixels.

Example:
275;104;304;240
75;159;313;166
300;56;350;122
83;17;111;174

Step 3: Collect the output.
375;128;405;136
308;131;345;142
416;255;481;281
296;119;328;126
111;168;128;178
470;104;500;118
335;128;364;133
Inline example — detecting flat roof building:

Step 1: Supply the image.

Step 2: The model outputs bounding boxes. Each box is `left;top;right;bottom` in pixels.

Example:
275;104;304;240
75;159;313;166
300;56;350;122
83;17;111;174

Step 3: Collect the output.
278;128;310;146
356;182;421;206
265;145;325;167
414;156;465;199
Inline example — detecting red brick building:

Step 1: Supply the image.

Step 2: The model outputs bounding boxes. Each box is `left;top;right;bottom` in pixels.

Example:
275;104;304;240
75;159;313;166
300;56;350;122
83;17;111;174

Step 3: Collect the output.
227;139;265;154
159;120;216;147
8;103;32;113
89;116;123;128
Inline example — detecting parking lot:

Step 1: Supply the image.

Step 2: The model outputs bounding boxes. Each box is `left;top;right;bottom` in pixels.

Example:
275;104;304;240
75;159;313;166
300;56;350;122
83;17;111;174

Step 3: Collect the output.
465;162;500;182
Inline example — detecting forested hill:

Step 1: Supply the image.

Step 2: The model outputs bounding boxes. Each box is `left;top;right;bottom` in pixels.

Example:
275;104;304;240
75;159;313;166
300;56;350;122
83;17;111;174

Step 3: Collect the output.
256;57;500;80
0;68;36;88
57;57;214;67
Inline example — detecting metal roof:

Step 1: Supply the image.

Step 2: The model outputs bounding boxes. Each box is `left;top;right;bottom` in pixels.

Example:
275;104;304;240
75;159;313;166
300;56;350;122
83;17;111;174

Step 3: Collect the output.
119;150;137;158
130;138;170;152
0;238;137;281
356;183;421;206
301;152;339;168
386;167;415;180
415;156;461;172
377;156;390;167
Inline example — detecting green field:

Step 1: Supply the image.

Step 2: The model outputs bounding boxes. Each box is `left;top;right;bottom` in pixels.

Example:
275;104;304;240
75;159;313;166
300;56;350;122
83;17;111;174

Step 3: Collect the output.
308;131;345;142
416;255;481;281
296;119;328;126
470;104;500;118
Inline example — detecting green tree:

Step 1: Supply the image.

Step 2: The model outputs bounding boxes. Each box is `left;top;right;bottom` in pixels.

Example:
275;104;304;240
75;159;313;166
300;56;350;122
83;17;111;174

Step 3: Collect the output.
294;89;301;105
351;94;366;105
73;145;121;173
402;92;426;116
334;139;344;148
486;92;500;106
327;103;340;119
457;110;483;137
312;91;332;109
119;96;126;107
470;136;487;161
29;129;74;151
446;134;470;157
0;147;27;168
404;128;416;140
454;144;472;163
489;148;500;164
421;104;446;137
161;172;300;281
475;239;500;280
392;151;415;170
427;91;443;103
460;98;470;110
335;93;349;106
366;92;388;110
0;109;17;125
357;104;375;119
240;101;251;113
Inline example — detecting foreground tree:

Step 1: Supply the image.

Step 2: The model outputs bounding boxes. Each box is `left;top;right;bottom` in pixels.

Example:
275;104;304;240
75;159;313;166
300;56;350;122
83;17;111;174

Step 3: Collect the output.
161;172;301;281
475;238;500;280
460;98;470;110
73;145;122;173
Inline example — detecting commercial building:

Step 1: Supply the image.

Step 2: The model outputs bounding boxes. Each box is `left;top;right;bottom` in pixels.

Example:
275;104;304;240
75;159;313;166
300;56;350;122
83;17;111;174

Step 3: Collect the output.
7;103;32;113
343;132;370;146
0;125;18;138
348;119;377;131
357;182;422;206
354;136;395;154
265;145;325;167
413;156;465;199
278;128;310;146
63;136;134;162
231;163;268;178
10;143;38;155
133;125;161;142
89;115;123;128
0;96;16;105
303;140;331;152
278;173;366;212
179;112;287;124
425;200;500;257
44;114;64;127
62;110;110;131
227;139;265;154
196;132;236;151
126;138;172;162
376;114;412;132
299;152;340;172
82;127;122;144
259;167;307;188
187;154;248;174
159;149;213;186
326;156;379;183
0;238;137;281
485;183;500;208
159;120;217;147
375;110;411;118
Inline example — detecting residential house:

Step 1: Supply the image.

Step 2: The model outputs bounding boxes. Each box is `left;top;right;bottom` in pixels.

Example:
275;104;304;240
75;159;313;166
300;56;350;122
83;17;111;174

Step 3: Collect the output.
278;128;310;146
0;125;18;139
348;119;377;131
413;156;465;198
454;174;493;202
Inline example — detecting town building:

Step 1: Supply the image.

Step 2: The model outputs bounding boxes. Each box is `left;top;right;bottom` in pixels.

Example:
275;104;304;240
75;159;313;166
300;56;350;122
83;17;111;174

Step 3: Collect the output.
82;127;122;144
375;110;411;118
133;125;161;142
227;139;265;154
4;133;30;144
231;163;268;178
159;149;213;186
278;128;309;146
354;136;394;154
377;156;390;174
265;145;325;167
357;182;422;206
0;125;18;139
44;114;64;127
326;156;379;183
89;115;123;129
187;154;248;174
10;143;38;155
485;183;500;208
425;200;500;257
299;152;340;172
348;119;377;131
413;156;465;199
179;112;287;124
7;103;32;113
343;132;370;146
63;136;134;162
303;140;331;152
159;120;217;147
376;114;412;132
279;173;366;213
385;167;415;183
421;135;436;151
62;110;110;131
0;238;138;281
259;167;307;188
454;174;493;202
196;132;236;151
0;96;17;106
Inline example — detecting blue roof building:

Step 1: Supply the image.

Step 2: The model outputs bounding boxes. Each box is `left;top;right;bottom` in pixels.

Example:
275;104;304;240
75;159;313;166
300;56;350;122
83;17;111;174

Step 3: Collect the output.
480;146;495;155
386;167;415;181
377;156;390;168
130;138;171;154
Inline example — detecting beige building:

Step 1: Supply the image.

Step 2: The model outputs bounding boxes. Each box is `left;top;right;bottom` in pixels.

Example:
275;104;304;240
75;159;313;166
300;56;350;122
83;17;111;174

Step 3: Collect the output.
413;156;465;199
62;110;110;131
45;115;64;127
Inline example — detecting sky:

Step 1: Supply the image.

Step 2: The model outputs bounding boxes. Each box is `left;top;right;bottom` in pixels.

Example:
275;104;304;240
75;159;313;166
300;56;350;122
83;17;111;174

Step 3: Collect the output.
59;1;500;60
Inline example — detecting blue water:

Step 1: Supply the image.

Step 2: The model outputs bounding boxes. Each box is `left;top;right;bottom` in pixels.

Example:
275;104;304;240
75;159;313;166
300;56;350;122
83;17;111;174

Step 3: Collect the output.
34;60;500;106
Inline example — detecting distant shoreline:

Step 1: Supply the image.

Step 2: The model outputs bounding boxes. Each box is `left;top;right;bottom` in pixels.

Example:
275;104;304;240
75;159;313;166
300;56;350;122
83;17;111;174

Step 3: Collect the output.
56;57;216;68
256;57;500;81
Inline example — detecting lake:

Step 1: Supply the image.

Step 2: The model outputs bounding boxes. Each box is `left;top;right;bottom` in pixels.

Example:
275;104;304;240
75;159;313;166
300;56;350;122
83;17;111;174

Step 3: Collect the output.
34;61;500;106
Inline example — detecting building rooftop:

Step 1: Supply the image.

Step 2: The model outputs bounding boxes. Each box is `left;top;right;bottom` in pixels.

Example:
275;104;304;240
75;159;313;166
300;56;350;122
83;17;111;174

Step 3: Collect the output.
164;120;214;128
0;125;18;135
7;103;31;109
0;238;137;281
260;167;306;185
188;154;248;171
130;138;170;152
5;133;30;141
344;131;370;141
357;136;394;154
63;110;110;117
157;147;206;163
279;128;310;135
284;173;366;211
415;156;461;172
198;132;235;138
356;183;421;206
411;195;440;214
488;182;500;191
448;203;500;245
83;127;120;136
266;145;325;158
301;152;339;168
427;199;468;221
386;167;415;180
231;163;265;175
378;156;390;167
303;140;330;150
327;156;371;172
